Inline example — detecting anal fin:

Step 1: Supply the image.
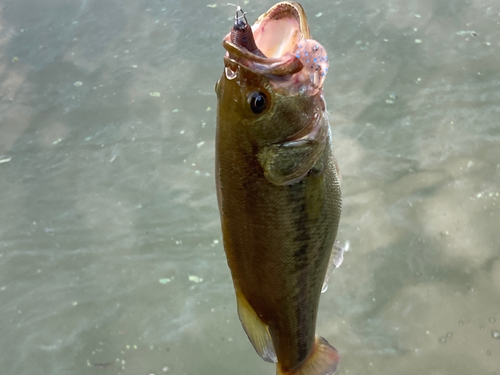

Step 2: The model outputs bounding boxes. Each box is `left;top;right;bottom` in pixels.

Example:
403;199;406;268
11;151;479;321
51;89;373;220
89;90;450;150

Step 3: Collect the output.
235;289;277;363
277;336;339;375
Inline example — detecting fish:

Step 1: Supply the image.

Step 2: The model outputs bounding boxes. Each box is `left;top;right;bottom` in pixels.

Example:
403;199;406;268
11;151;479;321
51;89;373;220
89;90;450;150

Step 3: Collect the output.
215;2;342;375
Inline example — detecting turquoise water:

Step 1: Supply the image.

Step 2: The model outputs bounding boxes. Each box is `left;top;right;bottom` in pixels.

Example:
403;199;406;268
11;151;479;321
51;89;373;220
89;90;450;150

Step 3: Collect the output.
0;0;499;374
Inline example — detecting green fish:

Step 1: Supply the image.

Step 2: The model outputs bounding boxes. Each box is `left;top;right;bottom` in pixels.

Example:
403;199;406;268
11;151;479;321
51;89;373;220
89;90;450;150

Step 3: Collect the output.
215;2;342;375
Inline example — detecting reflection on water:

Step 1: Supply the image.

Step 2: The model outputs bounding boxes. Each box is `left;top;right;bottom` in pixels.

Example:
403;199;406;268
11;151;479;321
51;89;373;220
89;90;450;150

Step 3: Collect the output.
0;0;499;374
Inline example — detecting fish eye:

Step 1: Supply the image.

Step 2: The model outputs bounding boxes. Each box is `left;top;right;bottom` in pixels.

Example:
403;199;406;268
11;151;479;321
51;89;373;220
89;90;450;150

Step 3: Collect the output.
248;91;268;114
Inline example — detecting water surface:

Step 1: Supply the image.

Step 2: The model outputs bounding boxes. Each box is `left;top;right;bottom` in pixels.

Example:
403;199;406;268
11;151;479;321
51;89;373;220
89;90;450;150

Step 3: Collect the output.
1;0;499;374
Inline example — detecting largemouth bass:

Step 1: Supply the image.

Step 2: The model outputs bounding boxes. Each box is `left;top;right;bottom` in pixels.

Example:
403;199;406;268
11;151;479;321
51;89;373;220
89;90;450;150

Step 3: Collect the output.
215;2;342;375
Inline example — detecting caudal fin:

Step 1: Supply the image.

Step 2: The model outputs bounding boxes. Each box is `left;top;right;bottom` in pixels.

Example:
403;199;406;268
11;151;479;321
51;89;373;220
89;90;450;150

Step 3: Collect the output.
277;336;339;375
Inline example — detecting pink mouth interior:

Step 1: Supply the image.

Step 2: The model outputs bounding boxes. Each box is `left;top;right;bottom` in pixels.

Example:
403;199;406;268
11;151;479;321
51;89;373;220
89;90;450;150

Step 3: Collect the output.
251;8;329;95
252;17;300;58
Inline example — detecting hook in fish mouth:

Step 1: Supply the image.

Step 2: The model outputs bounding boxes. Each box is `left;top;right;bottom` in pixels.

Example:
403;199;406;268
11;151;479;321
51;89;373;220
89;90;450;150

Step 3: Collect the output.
222;2;329;95
227;3;249;26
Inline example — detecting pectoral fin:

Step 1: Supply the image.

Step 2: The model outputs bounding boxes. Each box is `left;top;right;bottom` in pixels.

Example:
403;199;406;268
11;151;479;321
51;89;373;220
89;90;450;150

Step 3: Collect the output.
235;289;277;363
257;124;327;186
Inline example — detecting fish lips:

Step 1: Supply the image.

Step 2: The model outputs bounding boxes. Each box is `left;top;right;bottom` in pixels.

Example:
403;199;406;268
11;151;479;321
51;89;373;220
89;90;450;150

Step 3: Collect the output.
222;1;329;96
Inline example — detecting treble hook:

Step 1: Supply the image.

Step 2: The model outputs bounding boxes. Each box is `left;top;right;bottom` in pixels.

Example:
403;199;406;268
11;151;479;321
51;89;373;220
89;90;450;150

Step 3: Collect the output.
227;3;266;57
227;3;248;30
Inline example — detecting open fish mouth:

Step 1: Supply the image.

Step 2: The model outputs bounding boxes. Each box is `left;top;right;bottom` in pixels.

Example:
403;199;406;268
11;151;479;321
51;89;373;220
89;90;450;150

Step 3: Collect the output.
222;1;329;95
252;2;311;58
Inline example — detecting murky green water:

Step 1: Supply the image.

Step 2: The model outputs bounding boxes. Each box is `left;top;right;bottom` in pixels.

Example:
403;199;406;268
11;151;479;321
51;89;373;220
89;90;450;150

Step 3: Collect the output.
1;0;499;374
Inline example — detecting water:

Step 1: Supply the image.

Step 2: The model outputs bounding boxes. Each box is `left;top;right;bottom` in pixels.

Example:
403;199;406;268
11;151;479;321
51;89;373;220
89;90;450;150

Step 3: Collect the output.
0;0;499;374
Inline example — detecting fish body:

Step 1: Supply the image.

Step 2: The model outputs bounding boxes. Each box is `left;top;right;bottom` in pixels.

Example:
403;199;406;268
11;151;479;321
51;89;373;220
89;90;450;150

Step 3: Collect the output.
215;3;341;375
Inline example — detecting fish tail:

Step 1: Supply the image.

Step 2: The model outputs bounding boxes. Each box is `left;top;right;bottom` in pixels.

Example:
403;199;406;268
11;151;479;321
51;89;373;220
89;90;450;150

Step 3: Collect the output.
277;336;339;375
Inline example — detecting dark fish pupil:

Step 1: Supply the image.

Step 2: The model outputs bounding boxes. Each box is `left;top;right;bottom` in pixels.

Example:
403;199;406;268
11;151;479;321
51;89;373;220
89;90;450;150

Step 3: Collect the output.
250;92;267;114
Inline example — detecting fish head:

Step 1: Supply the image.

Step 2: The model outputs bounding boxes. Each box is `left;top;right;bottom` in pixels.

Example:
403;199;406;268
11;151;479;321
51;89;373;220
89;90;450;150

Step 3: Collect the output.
215;1;330;146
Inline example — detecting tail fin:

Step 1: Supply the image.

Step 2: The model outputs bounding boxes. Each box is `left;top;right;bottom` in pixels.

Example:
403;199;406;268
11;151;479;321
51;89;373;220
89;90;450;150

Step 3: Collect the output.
277;336;339;375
